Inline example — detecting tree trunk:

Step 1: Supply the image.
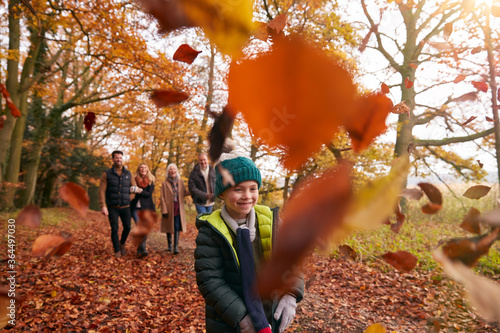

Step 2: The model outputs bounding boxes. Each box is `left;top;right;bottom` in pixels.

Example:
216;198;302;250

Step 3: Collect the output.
20;142;43;205
0;0;21;188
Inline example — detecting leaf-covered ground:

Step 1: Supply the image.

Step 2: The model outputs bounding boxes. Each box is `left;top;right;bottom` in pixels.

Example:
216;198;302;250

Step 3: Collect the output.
1;208;499;332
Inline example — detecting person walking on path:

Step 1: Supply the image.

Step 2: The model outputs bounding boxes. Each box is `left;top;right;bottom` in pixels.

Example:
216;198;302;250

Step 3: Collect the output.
194;149;304;333
160;163;190;254
188;153;216;214
99;150;140;258
130;163;156;258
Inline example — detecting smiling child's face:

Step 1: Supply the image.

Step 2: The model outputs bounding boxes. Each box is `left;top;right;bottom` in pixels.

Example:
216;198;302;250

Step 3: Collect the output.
220;180;259;220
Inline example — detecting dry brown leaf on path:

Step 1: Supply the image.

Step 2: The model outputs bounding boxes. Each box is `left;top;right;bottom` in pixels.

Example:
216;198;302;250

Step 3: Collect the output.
16;205;42;228
59;182;89;217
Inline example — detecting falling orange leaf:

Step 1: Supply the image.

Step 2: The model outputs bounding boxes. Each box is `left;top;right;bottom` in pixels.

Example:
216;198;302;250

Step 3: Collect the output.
486;116;494;122
16;205;42;228
173;44;201;64
471;46;482;54
59;182;89;217
463;185;491;199
462;116;477;126
253;21;269;41
443;22;453;39
382;251;418;272
453;74;466;84
460;208;481;234
477;160;483;168
493;5;500;17
228;34;359;170
84;112;96;131
268;13;287;33
472;81;488;92
391;101;410;116
135;0;193;33
418;182;442;214
32;232;73;258
345;92;393;152
404;77;413;89
452;91;477;103
381;83;390;94
130;210;158;247
0;83;21;117
150;90;189;107
441;230;499;267
258;162;352;296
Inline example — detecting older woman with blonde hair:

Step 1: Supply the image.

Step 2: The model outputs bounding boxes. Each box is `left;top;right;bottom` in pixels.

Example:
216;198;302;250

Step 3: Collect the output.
130;163;156;258
160;163;189;254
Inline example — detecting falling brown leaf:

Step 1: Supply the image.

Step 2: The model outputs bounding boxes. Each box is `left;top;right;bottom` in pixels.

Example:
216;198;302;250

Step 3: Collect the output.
268;13;287;33
471;46;482;54
208;107;235;162
400;188;424;200
228;34;359;170
461;116;476;126
32;232;73;258
441;230;499;267
150;90;189;108
59;182;89;217
381;83;390;94
381;251;418;273
345;92;393;152
460;207;481;234
452;91;477;103
258;162;352;296
390;202;405;234
479;208;500;227
472;81;488;93
84;112;96;131
173;44;201;64
130;210;158;247
486;116;494;122
453;74;466;84
391;101;410;116
463;185;491;199
477;160;483;168
434;249;500;322
253;21;269;41
443;22;453;39
16;205;42;228
418;183;442;214
0;83;21;117
0;115;6;130
338;244;357;261
404;77;413;89
135;0;193;34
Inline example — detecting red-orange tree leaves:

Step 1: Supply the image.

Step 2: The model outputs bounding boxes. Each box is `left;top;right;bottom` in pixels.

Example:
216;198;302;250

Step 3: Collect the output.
472;81;488;92
0;83;21;117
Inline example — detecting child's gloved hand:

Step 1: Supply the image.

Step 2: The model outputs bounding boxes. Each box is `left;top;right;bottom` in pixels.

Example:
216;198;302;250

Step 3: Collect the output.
239;315;256;333
274;294;297;333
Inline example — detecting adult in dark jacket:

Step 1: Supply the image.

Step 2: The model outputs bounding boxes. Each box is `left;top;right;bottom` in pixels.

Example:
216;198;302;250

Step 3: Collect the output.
130;163;156;258
188;153;216;214
194;151;304;333
98;150;139;258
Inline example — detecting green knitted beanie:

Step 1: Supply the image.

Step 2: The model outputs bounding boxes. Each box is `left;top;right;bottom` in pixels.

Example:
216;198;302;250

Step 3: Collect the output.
215;154;262;198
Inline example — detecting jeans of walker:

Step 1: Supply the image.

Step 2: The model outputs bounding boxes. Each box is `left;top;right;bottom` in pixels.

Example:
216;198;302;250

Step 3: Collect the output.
107;206;131;253
195;204;213;214
131;207;147;254
174;215;181;232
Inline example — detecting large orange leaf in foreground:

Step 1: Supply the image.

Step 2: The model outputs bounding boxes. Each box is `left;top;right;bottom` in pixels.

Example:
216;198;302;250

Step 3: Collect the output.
228;35;389;170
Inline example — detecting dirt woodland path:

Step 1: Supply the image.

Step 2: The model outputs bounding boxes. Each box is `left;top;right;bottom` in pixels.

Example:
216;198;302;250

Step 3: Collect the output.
0;208;498;333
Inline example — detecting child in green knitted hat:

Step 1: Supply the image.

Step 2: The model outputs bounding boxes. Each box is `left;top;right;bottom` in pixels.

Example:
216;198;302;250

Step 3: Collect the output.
194;150;304;333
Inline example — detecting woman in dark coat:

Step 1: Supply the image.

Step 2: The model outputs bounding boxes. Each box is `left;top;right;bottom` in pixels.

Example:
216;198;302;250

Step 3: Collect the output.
130;163;155;258
160;163;189;254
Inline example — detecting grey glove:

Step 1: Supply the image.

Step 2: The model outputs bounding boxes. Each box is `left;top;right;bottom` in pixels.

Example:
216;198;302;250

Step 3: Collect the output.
130;186;138;193
239;314;256;333
274;294;297;333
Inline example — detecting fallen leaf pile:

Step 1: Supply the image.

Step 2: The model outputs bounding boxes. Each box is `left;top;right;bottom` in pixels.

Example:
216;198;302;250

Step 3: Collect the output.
0;208;498;332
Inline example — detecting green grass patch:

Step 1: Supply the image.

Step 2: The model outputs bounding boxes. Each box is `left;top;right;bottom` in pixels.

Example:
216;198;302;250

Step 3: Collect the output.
337;184;500;276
